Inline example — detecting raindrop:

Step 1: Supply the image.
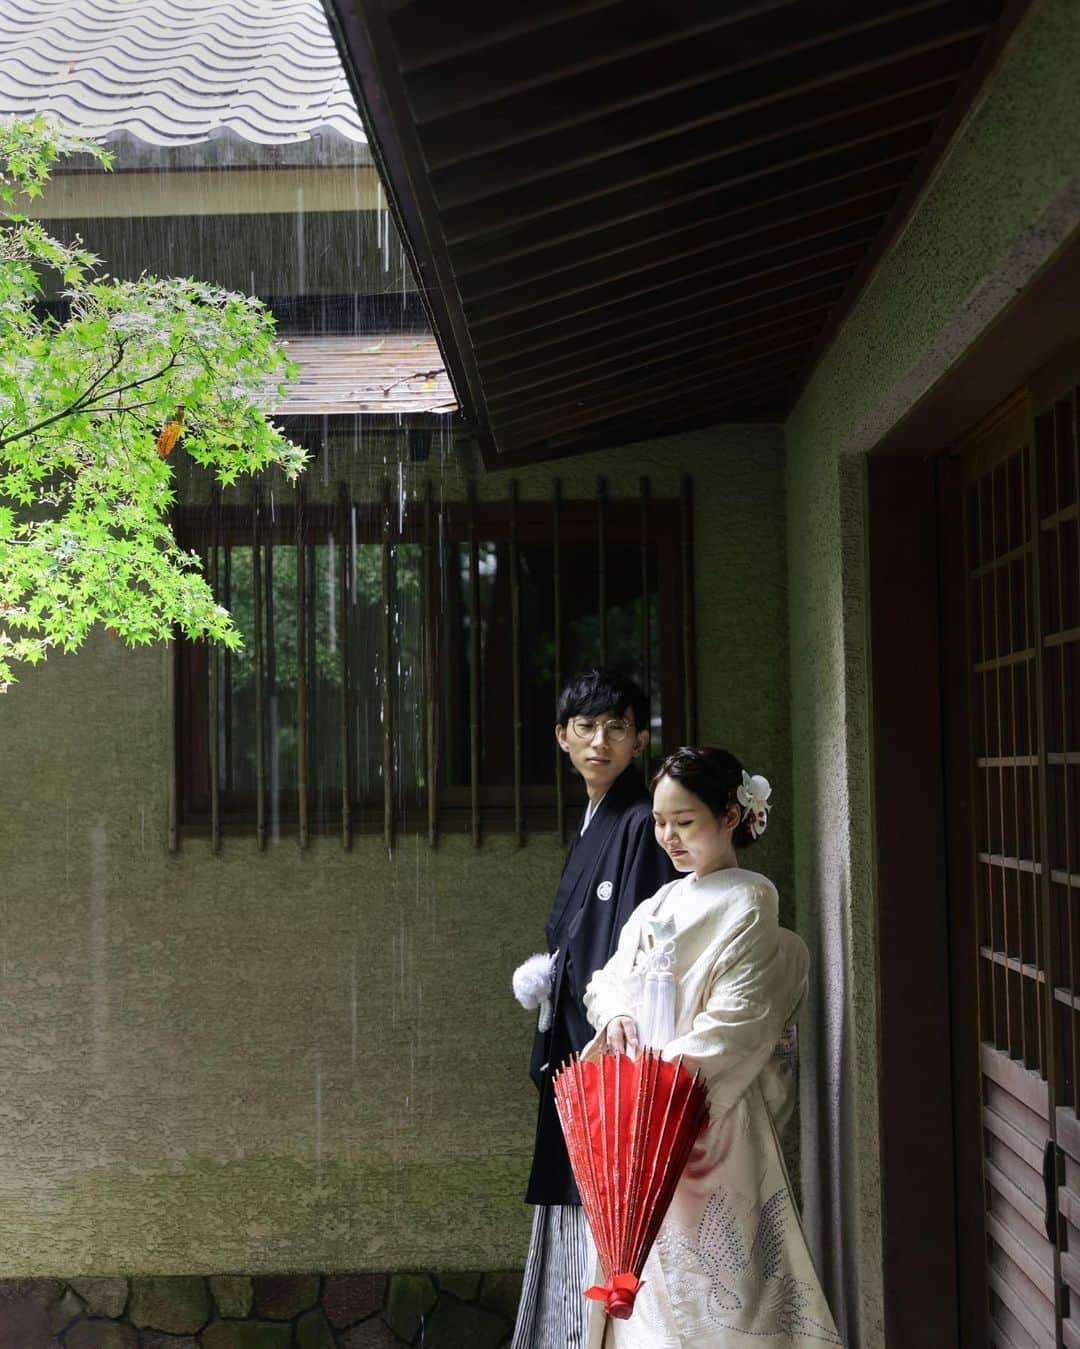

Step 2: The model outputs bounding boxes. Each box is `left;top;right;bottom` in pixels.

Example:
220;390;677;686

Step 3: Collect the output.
350;954;358;1072
314;1050;323;1188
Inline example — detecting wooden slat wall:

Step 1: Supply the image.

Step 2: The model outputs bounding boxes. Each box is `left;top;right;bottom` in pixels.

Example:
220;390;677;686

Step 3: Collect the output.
982;1048;1057;1340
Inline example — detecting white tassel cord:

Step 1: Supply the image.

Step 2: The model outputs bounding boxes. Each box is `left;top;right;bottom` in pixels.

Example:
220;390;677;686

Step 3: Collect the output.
640;934;677;1049
646;971;676;1049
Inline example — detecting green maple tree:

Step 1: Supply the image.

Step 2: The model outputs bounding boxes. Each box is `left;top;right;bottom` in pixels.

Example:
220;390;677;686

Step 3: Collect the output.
0;116;307;691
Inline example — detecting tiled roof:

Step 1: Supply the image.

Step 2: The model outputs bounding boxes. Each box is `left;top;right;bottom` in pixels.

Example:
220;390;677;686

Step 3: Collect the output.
274;335;456;416
0;0;367;150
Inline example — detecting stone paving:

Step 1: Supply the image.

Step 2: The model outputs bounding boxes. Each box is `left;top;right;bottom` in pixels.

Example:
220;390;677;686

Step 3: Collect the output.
0;1272;522;1348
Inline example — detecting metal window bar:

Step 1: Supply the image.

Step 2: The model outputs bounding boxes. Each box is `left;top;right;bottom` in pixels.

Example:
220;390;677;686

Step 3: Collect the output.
424;480;439;846
167;624;179;854
1004;457;1032;1067
166;504;179;854
209;488;222;854
382;479;394;852
1067;391;1078;1003
640;475;652;777
265;502;277;843
1017;454;1040;1071
264;507;276;841
223;542;233;793
296;481;310;849
1019;447;1046;1073
307;507;318;831
1066;392;1079;1114
681;474;698;743
510;479;524;845
253;484;266;851
468;480;481;848
959;466;993;1202
1066;457;1079;1111
553;478;565;845
1029;414;1062;1117
339;482;352;851
597;476;608;667
1051;397;1078;1111
989;465;1022;1063
971;476;1001;1053
1028;409;1067;1341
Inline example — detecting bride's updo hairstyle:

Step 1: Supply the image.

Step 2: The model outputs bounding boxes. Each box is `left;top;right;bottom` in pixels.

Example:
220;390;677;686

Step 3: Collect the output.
651;746;762;850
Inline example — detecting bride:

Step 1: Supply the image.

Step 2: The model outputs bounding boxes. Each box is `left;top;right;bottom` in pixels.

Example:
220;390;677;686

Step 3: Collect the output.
582;746;840;1348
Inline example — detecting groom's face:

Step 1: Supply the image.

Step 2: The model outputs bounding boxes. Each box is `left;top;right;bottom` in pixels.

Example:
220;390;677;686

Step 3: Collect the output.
555;704;647;795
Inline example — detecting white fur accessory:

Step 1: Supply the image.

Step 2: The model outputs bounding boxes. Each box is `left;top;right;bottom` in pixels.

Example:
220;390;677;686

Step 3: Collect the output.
736;771;772;839
513;952;556;1009
513;951;558;1032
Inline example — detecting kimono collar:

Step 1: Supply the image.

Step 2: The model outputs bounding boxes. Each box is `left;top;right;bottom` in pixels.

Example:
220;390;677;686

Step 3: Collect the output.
575;763;649;834
688;863;750;887
580;792;607;834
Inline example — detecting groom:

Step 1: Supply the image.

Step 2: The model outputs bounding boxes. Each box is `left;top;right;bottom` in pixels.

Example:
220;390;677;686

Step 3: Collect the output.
512;668;677;1349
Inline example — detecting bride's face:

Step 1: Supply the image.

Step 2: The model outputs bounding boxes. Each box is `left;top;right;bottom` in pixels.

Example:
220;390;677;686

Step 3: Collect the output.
651;775;738;876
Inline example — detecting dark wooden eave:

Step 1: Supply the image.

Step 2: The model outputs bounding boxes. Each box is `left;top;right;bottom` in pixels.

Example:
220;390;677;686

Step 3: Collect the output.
323;0;1033;465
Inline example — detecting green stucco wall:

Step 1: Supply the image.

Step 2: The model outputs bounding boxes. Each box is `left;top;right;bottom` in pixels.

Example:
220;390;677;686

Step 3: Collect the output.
784;2;1080;1344
0;423;790;1275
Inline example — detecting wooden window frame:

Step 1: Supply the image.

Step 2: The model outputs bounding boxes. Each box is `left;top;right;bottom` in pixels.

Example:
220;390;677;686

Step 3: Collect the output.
171;480;696;849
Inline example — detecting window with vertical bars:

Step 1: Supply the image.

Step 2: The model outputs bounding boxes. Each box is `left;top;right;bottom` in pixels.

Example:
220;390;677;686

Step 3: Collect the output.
967;397;1080;1090
172;477;696;847
967;431;1048;1078
1034;395;1079;1104
961;381;1079;1344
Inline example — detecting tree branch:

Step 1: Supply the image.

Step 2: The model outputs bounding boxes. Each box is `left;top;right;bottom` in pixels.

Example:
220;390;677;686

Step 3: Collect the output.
0;347;182;449
69;339;127;408
83;399;158;417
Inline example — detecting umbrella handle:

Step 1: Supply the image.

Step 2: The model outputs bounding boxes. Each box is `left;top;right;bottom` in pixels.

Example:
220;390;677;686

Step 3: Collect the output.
585;1272;643;1320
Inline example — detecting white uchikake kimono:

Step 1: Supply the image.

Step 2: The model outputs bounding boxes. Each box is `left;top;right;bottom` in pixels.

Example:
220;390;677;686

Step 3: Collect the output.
581;866;841;1348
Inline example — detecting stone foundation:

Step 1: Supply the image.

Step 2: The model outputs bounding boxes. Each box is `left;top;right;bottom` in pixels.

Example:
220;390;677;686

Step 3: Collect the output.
0;1272;522;1348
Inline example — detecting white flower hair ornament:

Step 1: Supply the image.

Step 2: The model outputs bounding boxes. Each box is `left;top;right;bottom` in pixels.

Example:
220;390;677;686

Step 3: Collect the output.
736;771;772;840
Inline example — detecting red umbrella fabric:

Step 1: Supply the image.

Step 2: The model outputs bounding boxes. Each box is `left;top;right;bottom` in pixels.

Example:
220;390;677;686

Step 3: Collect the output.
553;1049;709;1320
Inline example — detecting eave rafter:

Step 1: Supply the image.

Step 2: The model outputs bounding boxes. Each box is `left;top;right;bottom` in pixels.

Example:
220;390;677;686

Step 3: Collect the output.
323;0;1034;465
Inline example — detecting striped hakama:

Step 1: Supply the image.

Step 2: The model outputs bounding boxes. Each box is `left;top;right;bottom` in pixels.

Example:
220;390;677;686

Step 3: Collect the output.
512;1203;594;1349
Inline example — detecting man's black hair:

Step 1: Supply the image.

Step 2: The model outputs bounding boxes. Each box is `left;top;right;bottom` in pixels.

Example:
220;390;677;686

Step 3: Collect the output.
557;667;650;730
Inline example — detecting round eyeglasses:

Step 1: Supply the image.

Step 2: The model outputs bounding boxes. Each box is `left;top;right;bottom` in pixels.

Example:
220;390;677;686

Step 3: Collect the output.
568;717;634;743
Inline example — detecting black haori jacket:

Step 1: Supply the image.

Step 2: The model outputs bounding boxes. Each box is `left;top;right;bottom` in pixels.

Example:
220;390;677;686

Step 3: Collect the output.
525;765;678;1207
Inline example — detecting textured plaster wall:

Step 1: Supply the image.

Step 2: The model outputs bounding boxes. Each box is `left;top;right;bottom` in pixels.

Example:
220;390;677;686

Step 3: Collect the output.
0;424;789;1274
784;2;1080;1344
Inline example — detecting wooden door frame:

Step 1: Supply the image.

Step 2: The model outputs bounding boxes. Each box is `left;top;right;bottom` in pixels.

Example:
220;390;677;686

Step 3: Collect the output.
867;223;1080;1345
868;454;971;1345
870;400;1063;1345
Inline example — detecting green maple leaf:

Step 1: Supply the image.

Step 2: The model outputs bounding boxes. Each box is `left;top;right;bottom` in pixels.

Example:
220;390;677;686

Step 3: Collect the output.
0;117;307;691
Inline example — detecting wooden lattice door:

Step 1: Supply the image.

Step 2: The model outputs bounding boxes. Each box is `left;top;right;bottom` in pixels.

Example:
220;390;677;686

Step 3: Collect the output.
953;380;1080;1347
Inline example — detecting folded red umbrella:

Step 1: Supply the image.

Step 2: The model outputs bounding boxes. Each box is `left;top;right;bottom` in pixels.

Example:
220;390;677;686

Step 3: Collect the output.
553;1049;709;1320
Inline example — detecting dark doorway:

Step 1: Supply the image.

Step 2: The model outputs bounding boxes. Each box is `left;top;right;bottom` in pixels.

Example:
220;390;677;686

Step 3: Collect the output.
938;370;1080;1348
